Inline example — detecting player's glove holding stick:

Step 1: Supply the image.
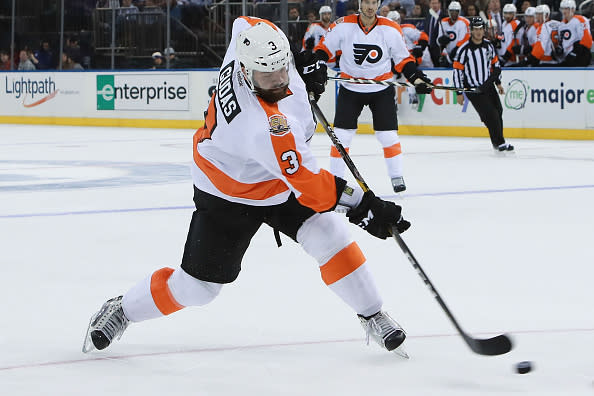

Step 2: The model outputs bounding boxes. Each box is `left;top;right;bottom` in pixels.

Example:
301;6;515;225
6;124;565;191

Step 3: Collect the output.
347;190;411;239
294;50;328;102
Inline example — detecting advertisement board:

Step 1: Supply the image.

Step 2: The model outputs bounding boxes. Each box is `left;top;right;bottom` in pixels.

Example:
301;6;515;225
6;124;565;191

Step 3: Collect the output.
96;73;189;111
0;68;592;139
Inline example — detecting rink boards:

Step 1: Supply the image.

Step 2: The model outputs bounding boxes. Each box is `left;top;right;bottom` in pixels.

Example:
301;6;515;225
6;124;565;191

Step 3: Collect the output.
1;68;593;139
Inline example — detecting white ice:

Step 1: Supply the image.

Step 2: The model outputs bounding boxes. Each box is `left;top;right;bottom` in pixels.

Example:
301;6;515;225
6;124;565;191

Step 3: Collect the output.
1;125;593;395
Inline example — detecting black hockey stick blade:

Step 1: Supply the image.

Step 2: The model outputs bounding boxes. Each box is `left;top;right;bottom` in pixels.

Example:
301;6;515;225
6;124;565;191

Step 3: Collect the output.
463;333;513;356
392;227;514;356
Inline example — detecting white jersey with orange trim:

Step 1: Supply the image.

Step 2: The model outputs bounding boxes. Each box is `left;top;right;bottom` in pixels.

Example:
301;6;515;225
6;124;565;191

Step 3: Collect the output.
532;20;561;64
191;16;339;212
558;15;593;58
400;23;428;50
499;18;524;64
314;14;414;93
302;22;330;50
525;23;539;46
437;16;470;57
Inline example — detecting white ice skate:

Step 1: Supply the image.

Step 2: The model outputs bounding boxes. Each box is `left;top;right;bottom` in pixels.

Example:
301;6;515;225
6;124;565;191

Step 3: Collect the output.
391;176;406;194
82;296;129;353
359;311;409;359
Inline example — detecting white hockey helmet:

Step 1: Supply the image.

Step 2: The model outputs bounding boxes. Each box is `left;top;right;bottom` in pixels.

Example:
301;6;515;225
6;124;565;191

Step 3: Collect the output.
524;6;536;16
236;22;291;91
387;10;401;23
319;5;332;15
502;3;517;14
560;0;576;9
448;1;462;11
535;4;550;18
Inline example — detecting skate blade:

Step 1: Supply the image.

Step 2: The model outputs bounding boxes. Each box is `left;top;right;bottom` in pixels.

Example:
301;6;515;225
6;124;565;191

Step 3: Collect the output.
81;317;96;353
392;345;410;359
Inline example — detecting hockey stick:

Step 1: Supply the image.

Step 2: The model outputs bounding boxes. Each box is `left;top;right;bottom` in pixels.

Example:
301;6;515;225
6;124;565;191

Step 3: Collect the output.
309;94;513;356
327;76;478;92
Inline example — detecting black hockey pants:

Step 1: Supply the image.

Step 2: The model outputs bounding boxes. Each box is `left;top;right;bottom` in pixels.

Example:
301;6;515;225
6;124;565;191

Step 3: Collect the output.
466;84;505;148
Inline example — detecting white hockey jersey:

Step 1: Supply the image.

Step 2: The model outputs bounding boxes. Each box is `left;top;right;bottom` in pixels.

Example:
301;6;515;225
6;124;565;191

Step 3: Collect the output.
558;15;593;58
302;22;330;50
532;19;561;64
524;23;539;47
499;18;524;64
437;16;469;60
315;14;414;93
192;16;338;212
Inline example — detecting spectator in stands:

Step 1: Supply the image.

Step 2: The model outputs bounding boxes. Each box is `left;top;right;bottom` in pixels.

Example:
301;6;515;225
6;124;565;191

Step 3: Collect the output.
380;5;391;16
410;2;426;30
34;40;55;70
65;35;81;65
61;51;84;70
164;47;177;68
288;5;307;53
17;50;36;71
345;2;359;15
424;0;444;66
520;0;533;13
465;3;478;16
482;0;503;36
151;51;165;69
0;50;11;70
306;9;318;23
119;0;139;19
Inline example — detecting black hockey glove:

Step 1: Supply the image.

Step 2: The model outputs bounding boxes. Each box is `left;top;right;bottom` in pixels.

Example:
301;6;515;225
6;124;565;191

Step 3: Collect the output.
411;45;424;58
304;37;315;51
410;70;433;94
511;44;521;55
346;191;411;240
437;35;451;48
294;50;328;101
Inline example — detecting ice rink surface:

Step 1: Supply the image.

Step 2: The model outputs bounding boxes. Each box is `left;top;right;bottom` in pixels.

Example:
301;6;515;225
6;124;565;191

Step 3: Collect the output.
1;125;593;395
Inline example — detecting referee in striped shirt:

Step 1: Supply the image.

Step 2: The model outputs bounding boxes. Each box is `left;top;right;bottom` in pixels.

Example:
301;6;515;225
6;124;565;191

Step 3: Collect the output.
453;17;514;152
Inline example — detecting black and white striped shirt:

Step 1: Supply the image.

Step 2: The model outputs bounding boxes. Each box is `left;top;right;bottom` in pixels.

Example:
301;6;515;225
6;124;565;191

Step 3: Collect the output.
453;39;501;90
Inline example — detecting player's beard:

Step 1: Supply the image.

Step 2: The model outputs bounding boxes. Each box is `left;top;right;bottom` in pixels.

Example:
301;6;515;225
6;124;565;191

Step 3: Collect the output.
255;84;289;103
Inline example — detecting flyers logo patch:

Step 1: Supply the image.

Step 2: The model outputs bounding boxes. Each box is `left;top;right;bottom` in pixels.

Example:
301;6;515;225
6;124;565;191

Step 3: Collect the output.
353;44;383;65
268;114;290;136
559;29;572;41
446;31;457;41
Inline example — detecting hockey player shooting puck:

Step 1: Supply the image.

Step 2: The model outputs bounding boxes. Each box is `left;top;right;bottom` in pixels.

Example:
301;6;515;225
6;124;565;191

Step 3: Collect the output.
515;361;533;374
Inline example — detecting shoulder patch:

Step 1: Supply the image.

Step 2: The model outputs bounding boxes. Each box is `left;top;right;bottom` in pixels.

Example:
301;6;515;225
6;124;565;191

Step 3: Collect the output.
268;114;290;136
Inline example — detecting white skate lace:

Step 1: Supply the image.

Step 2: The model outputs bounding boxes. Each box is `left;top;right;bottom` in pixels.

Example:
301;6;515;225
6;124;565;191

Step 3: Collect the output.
362;312;402;346
92;297;129;342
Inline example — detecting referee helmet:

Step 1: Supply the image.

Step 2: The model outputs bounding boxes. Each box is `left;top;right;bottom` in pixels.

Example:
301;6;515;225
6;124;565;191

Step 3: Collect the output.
469;17;485;29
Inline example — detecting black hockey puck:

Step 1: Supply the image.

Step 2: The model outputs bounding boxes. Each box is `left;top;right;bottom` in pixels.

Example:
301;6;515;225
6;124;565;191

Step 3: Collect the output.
515;361;533;374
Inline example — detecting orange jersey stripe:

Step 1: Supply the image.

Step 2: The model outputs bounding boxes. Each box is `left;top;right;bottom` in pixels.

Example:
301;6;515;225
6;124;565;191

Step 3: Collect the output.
193;134;289;200
320;242;366;285
150;268;184;315
383;142;402;158
330;146;349;158
453;61;465;70
257;97;338;212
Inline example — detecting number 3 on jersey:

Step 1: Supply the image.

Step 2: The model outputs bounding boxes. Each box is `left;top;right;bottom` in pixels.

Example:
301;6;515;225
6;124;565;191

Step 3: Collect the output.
281;150;299;175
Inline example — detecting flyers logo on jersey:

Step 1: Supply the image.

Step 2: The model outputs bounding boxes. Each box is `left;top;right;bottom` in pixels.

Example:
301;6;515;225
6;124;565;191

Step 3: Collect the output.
559;29;572;41
446;31;457;41
353;44;383;65
268;114;290;136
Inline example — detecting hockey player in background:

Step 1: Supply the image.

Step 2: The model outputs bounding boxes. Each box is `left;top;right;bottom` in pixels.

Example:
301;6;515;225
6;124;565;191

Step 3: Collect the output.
558;0;593;66
83;17;412;358
518;6;539;62
302;5;333;50
498;3;524;66
311;0;433;193
526;4;561;66
436;1;470;67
